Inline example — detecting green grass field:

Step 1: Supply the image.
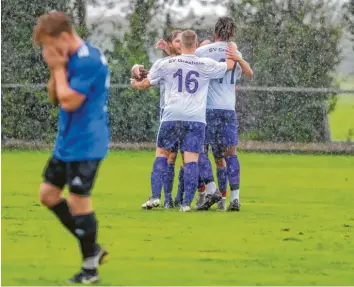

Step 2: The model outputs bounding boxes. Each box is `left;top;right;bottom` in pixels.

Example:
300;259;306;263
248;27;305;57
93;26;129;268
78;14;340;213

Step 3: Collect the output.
328;76;354;142
328;94;354;142
2;151;354;286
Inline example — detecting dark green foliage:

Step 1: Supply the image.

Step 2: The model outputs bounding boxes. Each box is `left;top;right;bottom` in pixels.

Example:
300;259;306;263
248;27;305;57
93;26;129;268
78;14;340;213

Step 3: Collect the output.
229;0;343;142
1;0;69;142
1;0;345;144
106;0;160;142
1;89;58;142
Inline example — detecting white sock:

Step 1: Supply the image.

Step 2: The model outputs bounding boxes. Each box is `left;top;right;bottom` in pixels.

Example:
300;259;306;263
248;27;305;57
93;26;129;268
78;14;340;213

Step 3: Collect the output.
206;182;216;195
231;189;240;201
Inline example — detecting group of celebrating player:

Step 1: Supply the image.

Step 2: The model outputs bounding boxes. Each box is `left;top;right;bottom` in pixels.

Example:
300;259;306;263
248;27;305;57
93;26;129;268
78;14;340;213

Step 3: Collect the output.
32;10;252;283
131;17;253;212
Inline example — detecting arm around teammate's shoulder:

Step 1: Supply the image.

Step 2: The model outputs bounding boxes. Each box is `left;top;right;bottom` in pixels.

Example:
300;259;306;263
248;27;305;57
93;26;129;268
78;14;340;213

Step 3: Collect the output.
225;42;238;71
226;43;253;78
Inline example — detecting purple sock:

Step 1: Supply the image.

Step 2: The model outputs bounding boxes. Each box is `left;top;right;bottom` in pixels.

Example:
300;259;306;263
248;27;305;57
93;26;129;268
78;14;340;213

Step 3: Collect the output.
226;155;240;190
183;162;199;206
151;157;168;199
217;167;228;192
198;152;214;184
175;166;184;203
163;164;175;204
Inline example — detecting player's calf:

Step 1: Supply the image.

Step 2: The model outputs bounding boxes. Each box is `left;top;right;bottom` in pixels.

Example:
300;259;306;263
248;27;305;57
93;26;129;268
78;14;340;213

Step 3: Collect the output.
164;152;177;208
39;178;77;237
225;151;241;211
145;151;169;209
215;160;228;211
181;152;199;209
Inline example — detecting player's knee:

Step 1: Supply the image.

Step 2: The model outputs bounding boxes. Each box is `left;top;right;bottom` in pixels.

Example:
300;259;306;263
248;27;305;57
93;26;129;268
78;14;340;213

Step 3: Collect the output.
68;193;92;215
225;146;237;156
39;183;61;207
168;152;177;164
184;152;199;163
155;147;169;158
214;157;226;168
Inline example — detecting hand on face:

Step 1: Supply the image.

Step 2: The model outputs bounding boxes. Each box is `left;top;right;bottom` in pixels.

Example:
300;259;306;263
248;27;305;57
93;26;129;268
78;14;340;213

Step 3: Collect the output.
42;40;68;69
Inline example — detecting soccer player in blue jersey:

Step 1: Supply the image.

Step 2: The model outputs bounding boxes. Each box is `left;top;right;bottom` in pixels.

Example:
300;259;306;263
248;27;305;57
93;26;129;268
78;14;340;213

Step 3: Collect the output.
195;17;253;211
33;11;110;283
131;30;237;211
131;30;182;209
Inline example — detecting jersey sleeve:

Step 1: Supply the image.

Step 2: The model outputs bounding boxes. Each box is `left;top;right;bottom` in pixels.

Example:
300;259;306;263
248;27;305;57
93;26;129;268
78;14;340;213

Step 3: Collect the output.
147;58;165;86
200;58;228;80
69;56;105;98
195;47;203;57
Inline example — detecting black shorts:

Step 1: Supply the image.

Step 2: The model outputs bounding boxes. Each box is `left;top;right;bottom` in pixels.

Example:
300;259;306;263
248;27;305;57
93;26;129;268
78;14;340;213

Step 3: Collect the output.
43;157;101;196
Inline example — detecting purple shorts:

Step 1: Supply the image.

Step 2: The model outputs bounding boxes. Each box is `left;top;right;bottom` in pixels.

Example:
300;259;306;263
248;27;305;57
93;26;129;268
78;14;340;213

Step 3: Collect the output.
157;121;206;153
159;110;179;153
205;109;238;156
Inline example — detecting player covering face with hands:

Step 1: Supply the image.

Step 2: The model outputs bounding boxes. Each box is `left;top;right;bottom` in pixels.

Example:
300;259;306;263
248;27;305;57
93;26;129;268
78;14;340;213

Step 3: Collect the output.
131;30;238;211
33;11;110;284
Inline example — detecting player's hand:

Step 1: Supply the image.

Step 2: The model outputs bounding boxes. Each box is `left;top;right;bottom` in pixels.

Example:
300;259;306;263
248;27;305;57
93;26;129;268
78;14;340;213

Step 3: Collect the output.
132;64;144;79
226;43;242;62
131;64;148;81
42;46;68;69
156;39;171;55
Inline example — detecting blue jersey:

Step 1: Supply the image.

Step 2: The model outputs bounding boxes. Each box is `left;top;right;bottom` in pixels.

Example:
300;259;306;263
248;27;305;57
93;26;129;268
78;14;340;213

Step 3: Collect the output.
195;42;242;111
53;43;110;162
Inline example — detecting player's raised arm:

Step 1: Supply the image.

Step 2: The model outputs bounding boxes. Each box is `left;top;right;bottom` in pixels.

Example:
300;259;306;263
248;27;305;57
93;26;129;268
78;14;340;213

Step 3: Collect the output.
225;42;239;71
42;46;86;111
156;39;171;55
226;43;253;78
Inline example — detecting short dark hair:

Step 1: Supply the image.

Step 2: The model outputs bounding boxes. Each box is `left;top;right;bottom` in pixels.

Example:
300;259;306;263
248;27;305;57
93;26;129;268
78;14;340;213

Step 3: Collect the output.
214;16;236;41
33;11;73;46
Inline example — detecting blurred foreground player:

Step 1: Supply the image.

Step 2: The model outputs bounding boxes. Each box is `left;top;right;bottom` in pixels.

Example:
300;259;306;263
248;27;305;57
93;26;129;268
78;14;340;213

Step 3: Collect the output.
131;30;237;211
33;11;110;283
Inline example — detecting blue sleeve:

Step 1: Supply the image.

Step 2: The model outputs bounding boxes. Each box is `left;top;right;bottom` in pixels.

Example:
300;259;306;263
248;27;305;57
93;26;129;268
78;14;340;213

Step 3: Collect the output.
69;58;102;98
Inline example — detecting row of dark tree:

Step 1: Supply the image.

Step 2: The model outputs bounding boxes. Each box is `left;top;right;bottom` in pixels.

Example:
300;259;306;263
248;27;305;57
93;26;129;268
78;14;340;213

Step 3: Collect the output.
1;0;351;142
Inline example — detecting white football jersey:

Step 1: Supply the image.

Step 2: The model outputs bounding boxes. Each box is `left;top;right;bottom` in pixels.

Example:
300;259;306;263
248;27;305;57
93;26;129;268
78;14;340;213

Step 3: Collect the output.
148;54;228;123
147;57;169;109
196;41;242;111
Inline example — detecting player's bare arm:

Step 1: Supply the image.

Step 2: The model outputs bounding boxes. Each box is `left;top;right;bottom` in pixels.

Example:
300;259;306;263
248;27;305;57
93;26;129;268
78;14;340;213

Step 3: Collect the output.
225;42;239;71
43;46;85;111
131;78;151;89
226;44;253;78
47;72;59;105
156;39;171;55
